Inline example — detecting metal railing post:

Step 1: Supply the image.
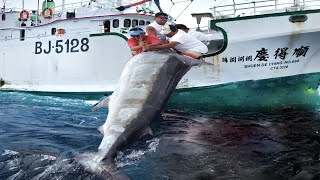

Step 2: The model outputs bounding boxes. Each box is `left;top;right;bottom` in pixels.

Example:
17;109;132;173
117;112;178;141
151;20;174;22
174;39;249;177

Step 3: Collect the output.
233;0;236;17
253;1;256;15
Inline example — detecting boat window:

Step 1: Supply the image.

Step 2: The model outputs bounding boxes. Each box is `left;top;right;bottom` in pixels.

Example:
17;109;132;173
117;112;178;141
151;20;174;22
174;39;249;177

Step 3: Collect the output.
146;21;150;25
2;14;5;21
139;20;145;26
113;19;119;28
20;29;25;41
104;20;111;33
124;19;131;27
51;28;56;35
132;19;138;27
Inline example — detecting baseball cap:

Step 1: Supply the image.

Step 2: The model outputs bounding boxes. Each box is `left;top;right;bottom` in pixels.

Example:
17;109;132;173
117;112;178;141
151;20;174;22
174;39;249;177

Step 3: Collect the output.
160;24;172;35
129;28;144;36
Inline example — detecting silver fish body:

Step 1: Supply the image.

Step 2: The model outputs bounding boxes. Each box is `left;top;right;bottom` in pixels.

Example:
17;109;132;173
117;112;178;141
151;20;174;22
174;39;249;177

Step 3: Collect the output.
96;51;211;162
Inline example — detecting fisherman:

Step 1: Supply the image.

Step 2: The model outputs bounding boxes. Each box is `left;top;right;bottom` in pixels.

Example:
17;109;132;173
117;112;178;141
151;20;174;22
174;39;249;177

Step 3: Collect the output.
127;27;161;55
143;24;208;59
145;12;169;41
175;24;213;45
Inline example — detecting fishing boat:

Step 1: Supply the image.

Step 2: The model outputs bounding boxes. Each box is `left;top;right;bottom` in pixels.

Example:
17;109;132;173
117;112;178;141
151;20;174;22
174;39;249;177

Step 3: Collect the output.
0;0;320;111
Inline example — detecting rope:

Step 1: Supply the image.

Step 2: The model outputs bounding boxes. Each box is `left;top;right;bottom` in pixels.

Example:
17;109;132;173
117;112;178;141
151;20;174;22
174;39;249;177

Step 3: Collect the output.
168;0;174;14
174;0;193;21
173;0;191;3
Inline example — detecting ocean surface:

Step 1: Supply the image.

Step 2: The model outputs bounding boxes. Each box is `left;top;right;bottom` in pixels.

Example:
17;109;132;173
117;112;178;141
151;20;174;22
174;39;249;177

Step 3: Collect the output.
1;91;320;180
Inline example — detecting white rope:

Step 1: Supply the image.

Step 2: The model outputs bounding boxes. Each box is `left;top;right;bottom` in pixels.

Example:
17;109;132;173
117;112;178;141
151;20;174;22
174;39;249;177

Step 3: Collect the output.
174;0;193;21
168;0;174;14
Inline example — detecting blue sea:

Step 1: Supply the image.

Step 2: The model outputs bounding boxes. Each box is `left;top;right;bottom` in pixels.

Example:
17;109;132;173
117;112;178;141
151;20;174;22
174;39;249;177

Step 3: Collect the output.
1;91;320;179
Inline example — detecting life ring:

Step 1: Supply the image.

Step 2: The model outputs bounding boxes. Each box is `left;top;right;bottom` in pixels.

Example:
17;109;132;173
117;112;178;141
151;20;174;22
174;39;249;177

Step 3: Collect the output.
19;10;30;21
42;7;53;19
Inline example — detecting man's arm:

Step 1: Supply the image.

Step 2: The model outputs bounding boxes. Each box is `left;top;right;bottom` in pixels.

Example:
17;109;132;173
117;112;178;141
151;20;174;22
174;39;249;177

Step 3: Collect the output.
194;31;213;41
130;43;144;51
144;41;179;51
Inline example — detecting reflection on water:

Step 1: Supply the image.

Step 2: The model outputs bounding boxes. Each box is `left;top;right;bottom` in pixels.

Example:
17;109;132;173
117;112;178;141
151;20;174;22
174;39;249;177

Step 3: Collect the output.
0;92;320;179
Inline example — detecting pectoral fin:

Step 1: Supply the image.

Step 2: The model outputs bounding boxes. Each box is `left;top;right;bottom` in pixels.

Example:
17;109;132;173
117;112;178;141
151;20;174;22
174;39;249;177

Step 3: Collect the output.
146;127;154;136
177;54;214;67
92;96;111;111
98;124;104;135
139;126;154;138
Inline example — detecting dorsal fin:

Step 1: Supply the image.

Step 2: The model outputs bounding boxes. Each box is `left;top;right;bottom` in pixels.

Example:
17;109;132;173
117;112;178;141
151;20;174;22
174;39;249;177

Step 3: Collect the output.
92;96;111;111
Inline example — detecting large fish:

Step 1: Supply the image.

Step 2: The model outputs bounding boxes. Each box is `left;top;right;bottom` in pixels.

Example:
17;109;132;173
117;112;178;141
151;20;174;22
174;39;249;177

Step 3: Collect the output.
79;51;211;176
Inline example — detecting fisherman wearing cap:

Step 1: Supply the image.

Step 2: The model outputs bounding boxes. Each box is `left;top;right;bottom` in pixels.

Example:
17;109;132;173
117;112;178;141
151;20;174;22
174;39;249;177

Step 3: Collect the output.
143;24;208;59
127;27;161;55
175;24;213;45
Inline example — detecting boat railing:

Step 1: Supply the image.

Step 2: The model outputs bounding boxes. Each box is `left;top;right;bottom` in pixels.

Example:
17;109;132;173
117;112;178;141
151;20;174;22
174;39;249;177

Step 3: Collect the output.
210;0;320;19
2;0;155;17
54;0;151;14
0;28;91;42
55;1;92;13
4;1;121;16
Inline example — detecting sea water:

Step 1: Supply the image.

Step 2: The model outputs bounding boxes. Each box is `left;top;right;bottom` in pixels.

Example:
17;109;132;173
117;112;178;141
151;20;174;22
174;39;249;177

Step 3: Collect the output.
0;91;320;179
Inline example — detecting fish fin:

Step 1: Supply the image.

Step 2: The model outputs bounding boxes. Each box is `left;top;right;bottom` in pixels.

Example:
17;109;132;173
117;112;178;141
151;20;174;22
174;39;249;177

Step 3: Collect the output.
140;127;153;138
147;127;154;136
142;127;153;136
98;125;104;135
176;54;213;67
92;96;111;111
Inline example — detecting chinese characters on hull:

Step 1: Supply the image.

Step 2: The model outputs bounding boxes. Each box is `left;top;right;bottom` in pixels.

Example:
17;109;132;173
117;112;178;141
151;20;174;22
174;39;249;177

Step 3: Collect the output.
222;46;310;63
293;46;309;58
254;48;269;61
221;46;310;71
274;47;288;60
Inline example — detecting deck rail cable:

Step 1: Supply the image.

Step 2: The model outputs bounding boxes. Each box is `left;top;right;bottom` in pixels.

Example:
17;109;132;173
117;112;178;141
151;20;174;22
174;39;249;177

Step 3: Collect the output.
0;28;91;41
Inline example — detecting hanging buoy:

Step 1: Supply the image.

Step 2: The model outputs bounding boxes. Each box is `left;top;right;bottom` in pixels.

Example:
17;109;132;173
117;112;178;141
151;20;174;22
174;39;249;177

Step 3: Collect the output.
19;10;30;21
42;7;53;19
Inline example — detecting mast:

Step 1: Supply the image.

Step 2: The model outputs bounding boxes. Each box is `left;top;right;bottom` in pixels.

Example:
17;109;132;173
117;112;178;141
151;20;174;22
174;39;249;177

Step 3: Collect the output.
2;0;5;12
36;0;40;26
62;0;65;15
232;0;235;16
